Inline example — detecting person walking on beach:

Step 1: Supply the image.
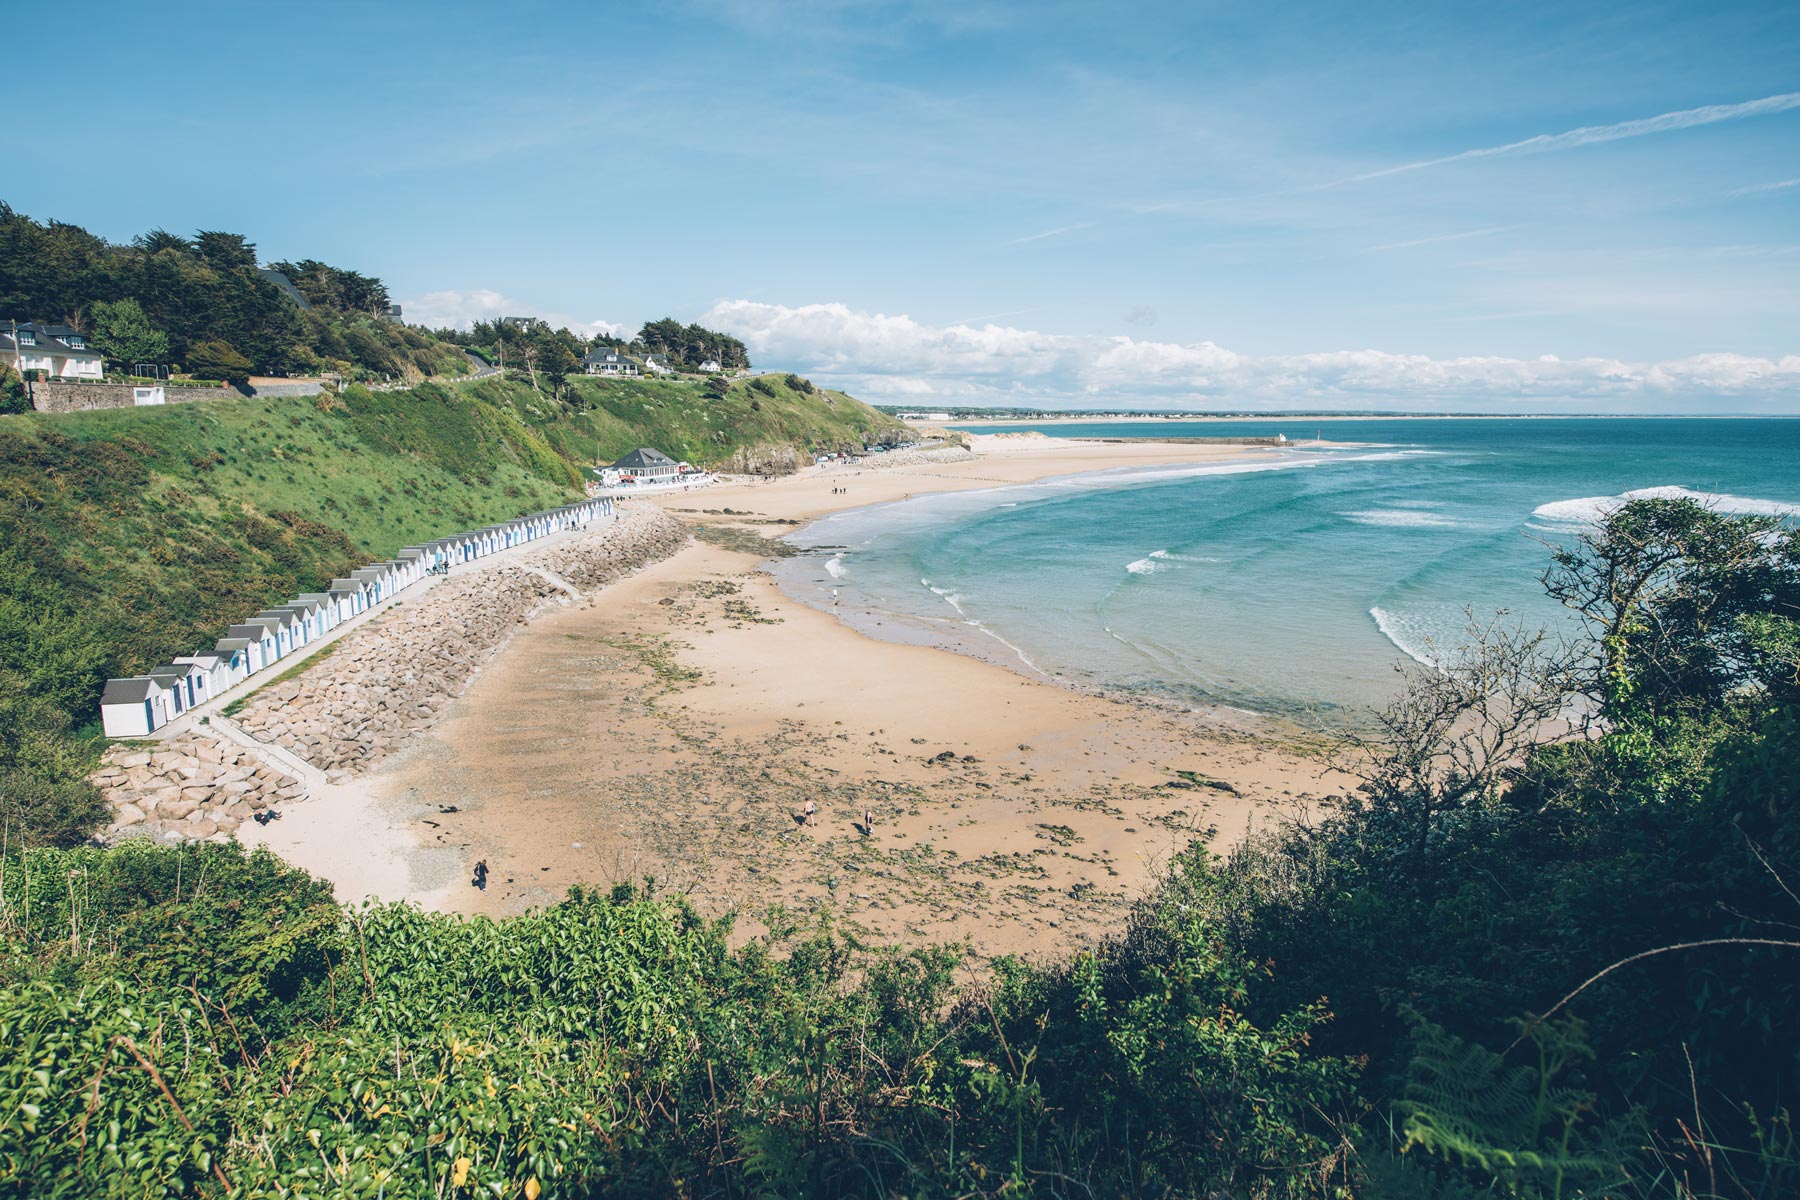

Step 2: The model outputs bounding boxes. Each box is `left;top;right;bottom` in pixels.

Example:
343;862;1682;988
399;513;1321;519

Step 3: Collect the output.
803;799;816;826
472;860;489;891
863;807;874;836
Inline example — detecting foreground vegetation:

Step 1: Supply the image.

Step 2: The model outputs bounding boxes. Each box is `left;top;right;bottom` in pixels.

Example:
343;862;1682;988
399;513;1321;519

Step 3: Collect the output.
0;374;907;845
0;496;1794;1197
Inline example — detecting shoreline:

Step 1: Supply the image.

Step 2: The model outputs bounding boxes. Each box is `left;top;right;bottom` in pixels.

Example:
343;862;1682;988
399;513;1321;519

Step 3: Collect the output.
251;434;1343;960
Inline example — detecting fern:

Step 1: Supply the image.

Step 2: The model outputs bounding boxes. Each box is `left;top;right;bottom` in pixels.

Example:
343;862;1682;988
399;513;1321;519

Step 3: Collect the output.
1388;1012;1626;1199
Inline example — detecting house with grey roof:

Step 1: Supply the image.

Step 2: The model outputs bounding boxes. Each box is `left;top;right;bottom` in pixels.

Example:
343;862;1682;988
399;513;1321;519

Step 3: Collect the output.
583;348;642;377
2;320;104;381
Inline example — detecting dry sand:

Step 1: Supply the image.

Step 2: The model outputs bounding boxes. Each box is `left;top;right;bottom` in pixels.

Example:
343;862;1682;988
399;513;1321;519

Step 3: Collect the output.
261;434;1345;961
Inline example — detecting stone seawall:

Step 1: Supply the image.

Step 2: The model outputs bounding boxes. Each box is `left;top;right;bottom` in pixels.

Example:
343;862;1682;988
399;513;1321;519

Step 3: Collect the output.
94;736;304;844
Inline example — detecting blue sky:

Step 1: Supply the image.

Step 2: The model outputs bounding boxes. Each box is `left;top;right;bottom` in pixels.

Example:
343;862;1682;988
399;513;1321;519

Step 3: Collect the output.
6;0;1798;410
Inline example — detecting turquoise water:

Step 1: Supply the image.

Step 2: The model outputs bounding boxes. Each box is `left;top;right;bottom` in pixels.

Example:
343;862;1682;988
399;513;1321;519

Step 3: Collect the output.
779;419;1800;723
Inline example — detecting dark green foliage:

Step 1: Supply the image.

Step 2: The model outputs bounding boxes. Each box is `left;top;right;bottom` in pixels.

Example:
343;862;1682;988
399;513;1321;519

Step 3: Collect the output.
1210;497;1800;1196
86;298;169;367
0;366;25;416
183;339;252;385
0;844;1357;1198
0;202;468;381
635;316;750;371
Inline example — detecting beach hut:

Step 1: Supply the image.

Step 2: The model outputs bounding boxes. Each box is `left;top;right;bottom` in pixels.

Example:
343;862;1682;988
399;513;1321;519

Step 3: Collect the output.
293;593;340;634
352;565;394;603
174;653;230;701
254;610;304;657
145;666;194;718
101;676;167;737
329;578;370;617
154;661;211;710
213;637;258;683
227;622;280;669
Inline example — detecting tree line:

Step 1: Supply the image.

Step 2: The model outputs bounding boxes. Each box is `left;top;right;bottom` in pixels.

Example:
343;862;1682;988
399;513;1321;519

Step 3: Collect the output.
0;203;463;386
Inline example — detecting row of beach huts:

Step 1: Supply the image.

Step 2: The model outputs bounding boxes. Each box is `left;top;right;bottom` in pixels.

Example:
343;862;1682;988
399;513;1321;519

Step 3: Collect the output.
98;496;616;738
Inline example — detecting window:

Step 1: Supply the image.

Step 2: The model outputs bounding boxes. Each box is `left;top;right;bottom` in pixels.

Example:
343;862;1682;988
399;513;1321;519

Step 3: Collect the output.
66;336;84;348
17;332;35;346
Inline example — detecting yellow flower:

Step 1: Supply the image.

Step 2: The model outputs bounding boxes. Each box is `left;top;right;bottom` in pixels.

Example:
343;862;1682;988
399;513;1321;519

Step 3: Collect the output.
524;1178;542;1199
452;1157;471;1186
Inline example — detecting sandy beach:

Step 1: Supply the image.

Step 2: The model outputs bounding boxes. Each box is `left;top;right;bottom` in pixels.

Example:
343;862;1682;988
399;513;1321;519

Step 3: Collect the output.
251;434;1343;960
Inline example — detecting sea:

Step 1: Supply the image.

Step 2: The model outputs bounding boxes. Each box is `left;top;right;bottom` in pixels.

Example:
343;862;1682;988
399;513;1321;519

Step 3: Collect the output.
774;418;1800;727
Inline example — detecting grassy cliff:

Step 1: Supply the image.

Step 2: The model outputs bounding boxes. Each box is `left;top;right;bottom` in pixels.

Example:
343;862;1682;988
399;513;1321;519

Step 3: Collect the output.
0;373;907;842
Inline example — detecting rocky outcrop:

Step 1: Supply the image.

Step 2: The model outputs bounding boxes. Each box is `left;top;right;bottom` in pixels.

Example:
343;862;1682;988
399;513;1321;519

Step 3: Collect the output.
233;505;687;776
92;736;304;844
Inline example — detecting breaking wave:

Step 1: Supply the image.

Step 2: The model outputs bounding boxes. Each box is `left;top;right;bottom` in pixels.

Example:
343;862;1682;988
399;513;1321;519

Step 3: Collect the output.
1533;486;1799;527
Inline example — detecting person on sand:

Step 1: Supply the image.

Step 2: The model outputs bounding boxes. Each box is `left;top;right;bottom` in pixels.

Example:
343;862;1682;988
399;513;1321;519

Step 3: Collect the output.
863;808;874;836
803;799;816;826
472;860;489;891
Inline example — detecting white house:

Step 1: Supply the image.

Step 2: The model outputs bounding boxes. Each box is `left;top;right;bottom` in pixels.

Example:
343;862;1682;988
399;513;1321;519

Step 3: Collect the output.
643;354;673;376
293;593;342;634
2;321;105;380
583;348;642;377
698;358;722;373
101;676;168;737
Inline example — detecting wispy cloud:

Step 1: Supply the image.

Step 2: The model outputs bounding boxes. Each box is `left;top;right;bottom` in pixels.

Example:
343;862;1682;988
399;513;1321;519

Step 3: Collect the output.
1367;225;1520;253
1730;176;1800;196
1330;92;1800;187
1002;221;1095;246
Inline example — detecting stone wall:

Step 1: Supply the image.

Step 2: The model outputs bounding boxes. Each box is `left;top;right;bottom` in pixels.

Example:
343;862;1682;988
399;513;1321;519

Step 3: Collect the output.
27;380;238;414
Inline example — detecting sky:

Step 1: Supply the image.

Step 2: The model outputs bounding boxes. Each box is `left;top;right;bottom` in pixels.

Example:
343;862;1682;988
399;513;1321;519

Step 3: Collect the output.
5;0;1798;411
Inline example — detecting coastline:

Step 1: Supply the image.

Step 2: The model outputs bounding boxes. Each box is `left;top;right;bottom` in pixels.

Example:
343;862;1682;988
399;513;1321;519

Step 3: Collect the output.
251;434;1343;961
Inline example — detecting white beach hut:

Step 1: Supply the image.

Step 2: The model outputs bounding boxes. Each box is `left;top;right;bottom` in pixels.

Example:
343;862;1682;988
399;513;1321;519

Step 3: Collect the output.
174;653;230;702
213;637;258;684
329;579;369;617
227;622;280;669
101;676;168;737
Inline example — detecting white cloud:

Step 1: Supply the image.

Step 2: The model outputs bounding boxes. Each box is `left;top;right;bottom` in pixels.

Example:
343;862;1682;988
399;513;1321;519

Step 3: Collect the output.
1730;176;1800;196
399;288;627;338
1002;221;1095;246
703;298;1800;411
1333;91;1800;187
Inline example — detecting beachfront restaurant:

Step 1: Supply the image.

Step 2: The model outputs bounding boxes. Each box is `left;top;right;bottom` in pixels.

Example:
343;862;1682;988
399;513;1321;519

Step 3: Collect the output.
610;447;679;481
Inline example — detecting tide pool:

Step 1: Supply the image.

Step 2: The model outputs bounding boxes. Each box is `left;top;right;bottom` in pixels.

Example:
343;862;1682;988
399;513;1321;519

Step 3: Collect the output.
778;418;1800;723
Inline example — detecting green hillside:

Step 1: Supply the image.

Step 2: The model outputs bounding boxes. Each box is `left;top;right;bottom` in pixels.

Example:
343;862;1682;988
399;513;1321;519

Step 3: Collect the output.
0;373;908;842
